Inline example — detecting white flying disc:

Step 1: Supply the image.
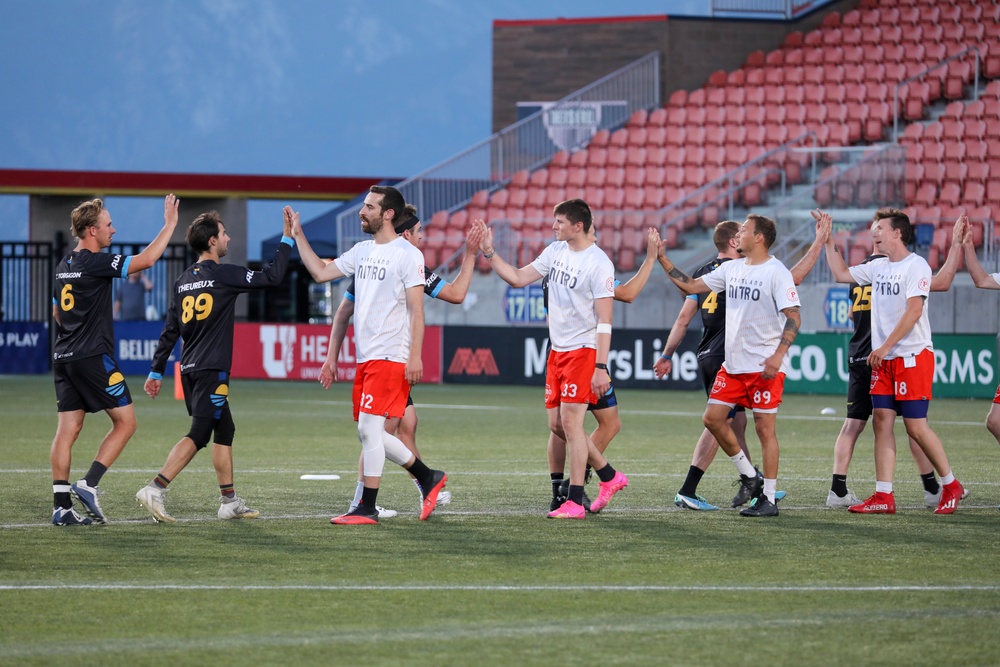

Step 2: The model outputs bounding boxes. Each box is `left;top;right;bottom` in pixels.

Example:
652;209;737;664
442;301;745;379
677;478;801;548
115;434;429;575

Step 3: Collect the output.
820;407;836;415
299;474;341;481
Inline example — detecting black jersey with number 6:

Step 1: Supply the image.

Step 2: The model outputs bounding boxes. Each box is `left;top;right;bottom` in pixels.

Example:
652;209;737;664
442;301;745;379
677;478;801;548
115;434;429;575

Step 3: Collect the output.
150;243;291;376
693;257;732;360
52;249;129;363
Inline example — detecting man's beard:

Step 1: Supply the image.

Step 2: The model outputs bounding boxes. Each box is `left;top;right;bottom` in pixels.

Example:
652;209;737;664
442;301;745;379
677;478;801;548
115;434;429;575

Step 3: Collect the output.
361;217;383;235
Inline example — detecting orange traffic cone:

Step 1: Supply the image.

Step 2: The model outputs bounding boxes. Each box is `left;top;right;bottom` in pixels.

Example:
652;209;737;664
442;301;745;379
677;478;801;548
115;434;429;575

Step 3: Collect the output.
173;361;184;400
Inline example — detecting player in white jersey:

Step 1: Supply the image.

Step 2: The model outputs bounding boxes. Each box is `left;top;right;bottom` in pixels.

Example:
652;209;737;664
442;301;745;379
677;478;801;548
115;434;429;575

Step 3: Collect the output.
473;198;629;520
291;185;448;525
825;207;965;515
659;214;801;517
319;204;480;516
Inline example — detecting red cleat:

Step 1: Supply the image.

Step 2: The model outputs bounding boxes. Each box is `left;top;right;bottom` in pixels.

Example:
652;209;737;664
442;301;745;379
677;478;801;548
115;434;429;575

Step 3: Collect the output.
420;470;448;520
848;491;896;514
934;480;965;515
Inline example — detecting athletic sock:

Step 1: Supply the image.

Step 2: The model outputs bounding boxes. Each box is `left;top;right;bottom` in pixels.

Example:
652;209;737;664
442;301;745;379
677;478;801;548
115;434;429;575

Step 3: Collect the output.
550;472;565;497
940;471;955;486
763;478;777;504
153;474;171;489
359;486;379;512
920;472;940;495
594;463;617;483
350;481;364;510
831;474;848;497
220;484;235;499
568;484;585;506
406;457;434;490
875;481;893;494
730;452;756;478
83;461;107;487
412;477;424;497
679;466;706;498
53;480;72;510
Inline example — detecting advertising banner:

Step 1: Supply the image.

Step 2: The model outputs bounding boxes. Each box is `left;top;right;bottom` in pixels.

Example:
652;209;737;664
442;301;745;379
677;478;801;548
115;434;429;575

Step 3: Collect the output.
231;323;442;383
442;326;998;398
0;322;50;374
114;320;181;376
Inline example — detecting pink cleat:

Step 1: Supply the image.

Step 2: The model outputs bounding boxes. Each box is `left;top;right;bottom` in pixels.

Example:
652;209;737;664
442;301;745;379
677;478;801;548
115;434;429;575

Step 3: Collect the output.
547;499;586;519
589;471;629;513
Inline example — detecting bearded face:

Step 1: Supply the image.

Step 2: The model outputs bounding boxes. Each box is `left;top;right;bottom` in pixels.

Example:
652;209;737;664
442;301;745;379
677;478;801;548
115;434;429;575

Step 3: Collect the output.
360;193;386;235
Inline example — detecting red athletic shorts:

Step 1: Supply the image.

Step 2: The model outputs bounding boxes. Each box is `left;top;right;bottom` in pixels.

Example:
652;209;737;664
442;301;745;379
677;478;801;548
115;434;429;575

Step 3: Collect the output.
544;348;598;409
870;348;933;401
993;383;1000;405
709;367;785;413
352;359;409;421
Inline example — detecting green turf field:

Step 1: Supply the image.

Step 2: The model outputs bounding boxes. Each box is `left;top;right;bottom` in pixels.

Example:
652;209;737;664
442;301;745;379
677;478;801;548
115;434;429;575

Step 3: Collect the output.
1;374;998;666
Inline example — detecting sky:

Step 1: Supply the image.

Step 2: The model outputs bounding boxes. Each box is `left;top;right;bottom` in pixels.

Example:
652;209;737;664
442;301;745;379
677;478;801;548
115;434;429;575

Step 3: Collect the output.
0;0;705;258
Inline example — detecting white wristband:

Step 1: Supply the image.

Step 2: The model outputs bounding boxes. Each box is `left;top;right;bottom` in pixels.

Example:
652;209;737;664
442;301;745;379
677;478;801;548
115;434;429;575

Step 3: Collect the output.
596;323;612;335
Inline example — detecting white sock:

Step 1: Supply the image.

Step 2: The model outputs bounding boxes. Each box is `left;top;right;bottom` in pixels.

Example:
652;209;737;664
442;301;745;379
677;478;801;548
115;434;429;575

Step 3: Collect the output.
349;480;364;511
941;471;955;485
763;478;777;504
730;452;756;478
875;481;893;494
413;477;424;497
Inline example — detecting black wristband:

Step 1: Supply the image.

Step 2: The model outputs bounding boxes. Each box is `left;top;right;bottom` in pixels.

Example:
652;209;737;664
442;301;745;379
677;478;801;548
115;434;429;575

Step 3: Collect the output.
595;363;608;370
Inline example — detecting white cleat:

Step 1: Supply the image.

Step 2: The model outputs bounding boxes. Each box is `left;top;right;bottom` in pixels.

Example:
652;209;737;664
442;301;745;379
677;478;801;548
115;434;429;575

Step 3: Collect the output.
218;495;260;519
136;485;176;523
826;489;861;508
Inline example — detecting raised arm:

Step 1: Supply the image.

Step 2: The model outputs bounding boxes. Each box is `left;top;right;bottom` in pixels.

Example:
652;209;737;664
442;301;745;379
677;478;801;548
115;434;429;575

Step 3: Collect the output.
656;251;710;295
653;296;698;379
318;296;355;389
819;209;854;283
288;206;345;283
930;215;968;291
436;222;485;304
475;219;542;287
615;227;661;303
964;229;1000;289
129;194;180;273
789;210;831;285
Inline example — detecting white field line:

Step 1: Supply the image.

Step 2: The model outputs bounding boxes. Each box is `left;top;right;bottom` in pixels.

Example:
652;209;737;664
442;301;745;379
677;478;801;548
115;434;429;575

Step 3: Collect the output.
1;583;998;592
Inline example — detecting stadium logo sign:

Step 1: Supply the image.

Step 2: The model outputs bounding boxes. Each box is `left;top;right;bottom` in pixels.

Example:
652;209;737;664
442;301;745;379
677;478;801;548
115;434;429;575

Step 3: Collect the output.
448;348;500;376
259;325;296;379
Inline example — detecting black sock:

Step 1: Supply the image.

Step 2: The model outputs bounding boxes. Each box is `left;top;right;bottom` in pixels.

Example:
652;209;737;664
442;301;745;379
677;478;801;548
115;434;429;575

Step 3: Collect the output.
831;474;848;497
53;480;72;510
84;461;108;487
568;484;585;505
154;474;171;489
360;486;379;511
550;473;564;497
584;464;593;484
220;483;235;499
595;464;616;483
921;472;940;494
406;458;434;489
679;466;706;498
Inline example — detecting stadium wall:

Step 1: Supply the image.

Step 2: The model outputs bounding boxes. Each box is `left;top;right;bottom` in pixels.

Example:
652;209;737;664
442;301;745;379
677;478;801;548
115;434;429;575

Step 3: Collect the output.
491;0;860;132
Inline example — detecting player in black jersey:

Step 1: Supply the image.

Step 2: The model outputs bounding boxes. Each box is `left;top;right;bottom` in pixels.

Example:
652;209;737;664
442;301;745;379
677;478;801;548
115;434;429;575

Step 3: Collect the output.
318;205;483;517
49;195;179;526
822;209;968;508
136;209;293;523
547;225;662;511
654;217;826;510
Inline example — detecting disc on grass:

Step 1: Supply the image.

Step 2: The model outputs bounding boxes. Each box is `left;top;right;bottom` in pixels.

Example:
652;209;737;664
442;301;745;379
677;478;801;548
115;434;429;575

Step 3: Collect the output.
299;474;341;481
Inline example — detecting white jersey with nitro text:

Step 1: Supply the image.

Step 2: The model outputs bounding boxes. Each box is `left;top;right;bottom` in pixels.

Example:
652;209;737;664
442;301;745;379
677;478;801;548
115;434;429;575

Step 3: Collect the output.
700;256;800;374
532;241;615;351
334;237;424;364
848;253;931;359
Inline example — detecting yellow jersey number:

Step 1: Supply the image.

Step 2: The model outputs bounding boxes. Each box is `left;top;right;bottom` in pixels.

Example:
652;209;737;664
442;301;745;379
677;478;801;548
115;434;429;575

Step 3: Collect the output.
60;284;74;311
701;291;719;314
851;285;872;313
181;293;214;323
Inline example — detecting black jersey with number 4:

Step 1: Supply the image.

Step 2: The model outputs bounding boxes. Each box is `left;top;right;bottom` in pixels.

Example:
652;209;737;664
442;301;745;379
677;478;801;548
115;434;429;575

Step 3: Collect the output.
693;257;732;359
150;243;291;375
848;254;882;364
52;249;130;363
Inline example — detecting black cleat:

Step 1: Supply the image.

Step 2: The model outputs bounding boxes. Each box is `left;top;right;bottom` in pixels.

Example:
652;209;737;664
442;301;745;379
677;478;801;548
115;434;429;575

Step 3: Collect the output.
731;468;764;508
557;478;593;513
739;495;779;517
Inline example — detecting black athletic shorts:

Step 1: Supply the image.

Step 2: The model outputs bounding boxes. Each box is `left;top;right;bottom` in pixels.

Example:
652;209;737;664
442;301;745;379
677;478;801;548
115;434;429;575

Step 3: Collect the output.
847;363;873;421
589;384;618;412
54;354;132;413
699;355;745;413
181;369;231;419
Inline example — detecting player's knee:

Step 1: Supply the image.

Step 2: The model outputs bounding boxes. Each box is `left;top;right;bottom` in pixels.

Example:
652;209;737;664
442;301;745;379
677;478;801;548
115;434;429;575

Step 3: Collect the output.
214;415;235;447
185;417;216;450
